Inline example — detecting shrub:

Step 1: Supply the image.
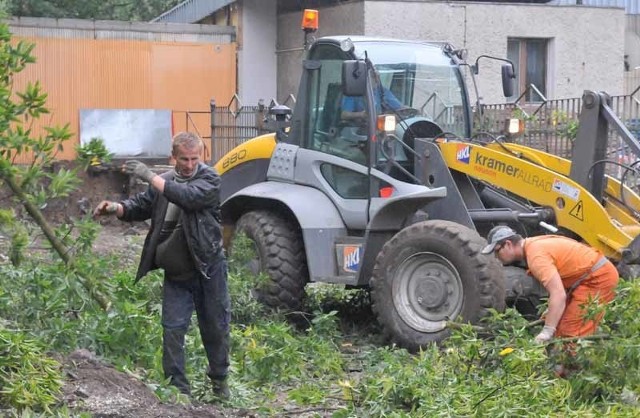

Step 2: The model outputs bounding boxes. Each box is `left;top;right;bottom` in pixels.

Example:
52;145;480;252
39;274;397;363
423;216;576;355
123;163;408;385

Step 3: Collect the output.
0;330;64;412
75;137;114;170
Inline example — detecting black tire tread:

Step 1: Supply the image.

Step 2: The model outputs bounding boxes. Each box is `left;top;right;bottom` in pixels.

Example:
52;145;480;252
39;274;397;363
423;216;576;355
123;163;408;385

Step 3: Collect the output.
236;210;308;310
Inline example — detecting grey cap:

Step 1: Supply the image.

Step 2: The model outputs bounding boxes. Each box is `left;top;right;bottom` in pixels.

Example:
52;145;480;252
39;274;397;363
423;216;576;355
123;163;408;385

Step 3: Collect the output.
481;226;518;254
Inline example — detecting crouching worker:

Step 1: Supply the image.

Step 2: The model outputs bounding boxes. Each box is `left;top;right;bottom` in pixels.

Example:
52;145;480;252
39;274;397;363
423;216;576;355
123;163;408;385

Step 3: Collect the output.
92;132;231;400
481;226;618;346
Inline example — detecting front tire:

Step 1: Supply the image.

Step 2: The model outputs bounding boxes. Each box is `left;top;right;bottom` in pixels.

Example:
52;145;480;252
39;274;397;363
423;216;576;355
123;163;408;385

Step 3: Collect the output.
370;220;505;351
235;210;308;311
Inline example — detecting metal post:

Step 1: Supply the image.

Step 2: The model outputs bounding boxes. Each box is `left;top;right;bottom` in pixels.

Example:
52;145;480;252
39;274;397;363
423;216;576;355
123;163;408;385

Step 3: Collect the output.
569;90;609;201
210;99;216;163
255;99;265;134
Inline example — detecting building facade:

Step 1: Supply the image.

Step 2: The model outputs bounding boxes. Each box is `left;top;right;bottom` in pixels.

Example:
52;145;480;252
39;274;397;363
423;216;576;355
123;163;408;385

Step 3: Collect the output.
156;0;636;105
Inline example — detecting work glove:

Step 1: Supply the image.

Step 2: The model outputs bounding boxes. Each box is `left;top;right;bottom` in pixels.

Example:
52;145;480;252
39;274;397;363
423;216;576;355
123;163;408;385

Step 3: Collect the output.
93;200;120;218
124;160;155;183
534;325;556;344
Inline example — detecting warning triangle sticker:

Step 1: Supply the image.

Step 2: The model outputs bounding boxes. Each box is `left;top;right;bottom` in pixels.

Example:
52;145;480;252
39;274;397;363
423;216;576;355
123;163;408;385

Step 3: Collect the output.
569;200;584;221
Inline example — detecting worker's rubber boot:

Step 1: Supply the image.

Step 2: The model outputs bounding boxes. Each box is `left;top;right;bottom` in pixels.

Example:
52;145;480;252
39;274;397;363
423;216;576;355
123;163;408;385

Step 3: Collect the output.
210;376;230;401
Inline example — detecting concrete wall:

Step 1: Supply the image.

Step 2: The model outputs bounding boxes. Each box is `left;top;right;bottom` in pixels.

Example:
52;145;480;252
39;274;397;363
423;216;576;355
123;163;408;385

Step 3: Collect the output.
276;1;625;103
364;2;625;103
238;0;278;104
277;2;364;101
627;15;640;71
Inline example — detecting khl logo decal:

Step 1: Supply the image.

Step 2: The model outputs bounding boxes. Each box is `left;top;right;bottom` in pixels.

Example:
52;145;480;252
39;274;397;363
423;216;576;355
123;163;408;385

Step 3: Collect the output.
343;245;361;273
456;144;471;164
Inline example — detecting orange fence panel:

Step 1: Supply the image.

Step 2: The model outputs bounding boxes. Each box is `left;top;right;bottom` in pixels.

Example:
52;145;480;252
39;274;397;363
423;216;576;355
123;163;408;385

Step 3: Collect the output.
10;35;236;164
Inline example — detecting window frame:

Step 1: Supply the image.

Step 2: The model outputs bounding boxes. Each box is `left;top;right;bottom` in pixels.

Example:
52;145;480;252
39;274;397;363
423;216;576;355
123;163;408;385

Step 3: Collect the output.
507;37;549;103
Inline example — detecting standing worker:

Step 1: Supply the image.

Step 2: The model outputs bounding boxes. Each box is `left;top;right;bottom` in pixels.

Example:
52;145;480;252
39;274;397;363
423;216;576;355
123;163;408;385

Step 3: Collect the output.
93;132;231;400
481;226;618;346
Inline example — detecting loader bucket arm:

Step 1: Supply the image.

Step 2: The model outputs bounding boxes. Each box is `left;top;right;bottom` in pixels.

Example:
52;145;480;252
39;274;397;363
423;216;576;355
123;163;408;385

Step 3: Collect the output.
437;141;640;261
483;142;640;228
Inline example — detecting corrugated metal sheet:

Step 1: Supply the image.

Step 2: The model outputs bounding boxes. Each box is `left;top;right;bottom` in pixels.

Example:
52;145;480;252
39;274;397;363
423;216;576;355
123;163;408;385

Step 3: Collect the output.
152;0;235;23
9;35;236;163
8;17;235;43
548;0;639;14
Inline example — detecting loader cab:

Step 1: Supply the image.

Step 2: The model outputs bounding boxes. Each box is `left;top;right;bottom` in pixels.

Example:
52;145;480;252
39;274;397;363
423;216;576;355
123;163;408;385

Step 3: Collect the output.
289;37;473;184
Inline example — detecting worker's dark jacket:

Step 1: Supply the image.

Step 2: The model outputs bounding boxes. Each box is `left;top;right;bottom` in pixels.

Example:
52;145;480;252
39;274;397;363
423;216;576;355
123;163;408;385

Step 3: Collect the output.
119;163;223;282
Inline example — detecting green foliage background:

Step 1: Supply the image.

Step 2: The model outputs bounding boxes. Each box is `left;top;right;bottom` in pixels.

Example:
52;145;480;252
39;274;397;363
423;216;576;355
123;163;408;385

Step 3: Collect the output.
6;0;184;22
1;235;639;416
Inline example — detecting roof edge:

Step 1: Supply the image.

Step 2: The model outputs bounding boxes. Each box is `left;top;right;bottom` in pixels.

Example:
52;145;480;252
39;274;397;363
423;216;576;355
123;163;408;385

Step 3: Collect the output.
7;16;235;35
152;0;234;23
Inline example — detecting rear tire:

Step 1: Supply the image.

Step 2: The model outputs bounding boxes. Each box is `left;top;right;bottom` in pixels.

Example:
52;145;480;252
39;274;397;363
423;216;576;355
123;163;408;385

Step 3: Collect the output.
370;220;505;351
235;210;308;311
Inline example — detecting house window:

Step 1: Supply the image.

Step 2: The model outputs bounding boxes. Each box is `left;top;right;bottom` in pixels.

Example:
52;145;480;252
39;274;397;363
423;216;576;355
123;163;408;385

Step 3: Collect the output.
507;38;548;102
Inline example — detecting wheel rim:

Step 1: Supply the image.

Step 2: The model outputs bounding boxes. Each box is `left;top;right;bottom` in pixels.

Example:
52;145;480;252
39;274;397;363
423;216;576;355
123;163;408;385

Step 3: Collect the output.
392;252;464;333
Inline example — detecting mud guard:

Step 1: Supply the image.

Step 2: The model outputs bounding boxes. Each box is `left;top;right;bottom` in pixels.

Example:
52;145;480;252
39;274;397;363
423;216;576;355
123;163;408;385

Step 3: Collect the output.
354;186;447;285
223;181;347;280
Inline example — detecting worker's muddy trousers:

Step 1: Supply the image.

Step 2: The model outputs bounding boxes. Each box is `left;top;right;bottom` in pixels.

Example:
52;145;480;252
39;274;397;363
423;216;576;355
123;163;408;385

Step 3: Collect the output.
555;261;619;338
161;258;230;394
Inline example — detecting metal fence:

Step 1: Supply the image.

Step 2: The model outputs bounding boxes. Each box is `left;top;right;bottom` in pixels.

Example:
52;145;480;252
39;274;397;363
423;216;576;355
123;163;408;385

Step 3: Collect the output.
477;85;640;178
172;109;213;162
195;87;640;170
207;94;297;162
177;96;271;164
625;69;640;96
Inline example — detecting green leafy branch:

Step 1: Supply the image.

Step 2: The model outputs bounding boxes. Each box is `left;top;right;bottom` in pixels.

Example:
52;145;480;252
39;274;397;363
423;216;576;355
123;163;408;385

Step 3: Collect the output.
0;21;110;310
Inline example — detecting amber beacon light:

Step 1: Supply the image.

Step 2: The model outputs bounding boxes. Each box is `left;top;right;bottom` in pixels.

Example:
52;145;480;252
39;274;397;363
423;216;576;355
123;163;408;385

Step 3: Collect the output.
301;9;319;32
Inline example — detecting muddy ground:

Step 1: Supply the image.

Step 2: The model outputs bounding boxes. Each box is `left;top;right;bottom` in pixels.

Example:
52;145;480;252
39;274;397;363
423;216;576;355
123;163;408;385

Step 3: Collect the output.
61;348;239;418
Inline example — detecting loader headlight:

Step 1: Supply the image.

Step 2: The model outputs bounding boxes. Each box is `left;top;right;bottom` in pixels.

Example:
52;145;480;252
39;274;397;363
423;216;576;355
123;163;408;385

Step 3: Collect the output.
507;118;525;135
378;114;397;132
340;38;354;53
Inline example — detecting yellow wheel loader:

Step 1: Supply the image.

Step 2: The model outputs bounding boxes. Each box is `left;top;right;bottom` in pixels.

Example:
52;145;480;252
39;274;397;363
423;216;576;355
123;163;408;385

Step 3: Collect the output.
214;25;640;351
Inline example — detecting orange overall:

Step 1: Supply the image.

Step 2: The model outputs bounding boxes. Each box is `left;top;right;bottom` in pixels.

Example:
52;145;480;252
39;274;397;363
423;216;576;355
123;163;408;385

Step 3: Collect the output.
524;236;619;338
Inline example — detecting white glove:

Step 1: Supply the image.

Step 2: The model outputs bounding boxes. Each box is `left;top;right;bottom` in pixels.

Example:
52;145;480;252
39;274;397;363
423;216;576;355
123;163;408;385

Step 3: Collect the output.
534;325;556;344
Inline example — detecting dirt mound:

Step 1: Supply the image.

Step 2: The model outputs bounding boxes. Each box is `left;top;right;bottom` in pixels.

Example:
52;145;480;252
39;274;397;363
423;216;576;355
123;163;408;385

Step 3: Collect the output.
2;162;135;225
61;349;245;418
45;163;135;225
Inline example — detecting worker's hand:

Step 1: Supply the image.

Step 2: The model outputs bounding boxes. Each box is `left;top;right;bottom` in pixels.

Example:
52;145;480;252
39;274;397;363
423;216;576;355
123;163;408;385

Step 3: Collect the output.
124;160;155;183
534;325;556;344
93;200;120;219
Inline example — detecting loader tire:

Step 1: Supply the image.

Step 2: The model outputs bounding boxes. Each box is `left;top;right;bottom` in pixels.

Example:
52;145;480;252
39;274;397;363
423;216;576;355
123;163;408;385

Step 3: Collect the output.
370;220;505;352
503;265;547;320
616;262;640;281
235;210;308;311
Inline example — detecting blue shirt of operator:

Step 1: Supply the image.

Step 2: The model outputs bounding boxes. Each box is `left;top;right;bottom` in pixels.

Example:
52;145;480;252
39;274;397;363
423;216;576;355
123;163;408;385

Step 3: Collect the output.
341;87;403;113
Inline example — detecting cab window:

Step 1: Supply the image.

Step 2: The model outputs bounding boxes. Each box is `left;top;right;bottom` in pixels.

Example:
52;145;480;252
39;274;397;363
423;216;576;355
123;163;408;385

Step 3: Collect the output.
305;44;367;165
